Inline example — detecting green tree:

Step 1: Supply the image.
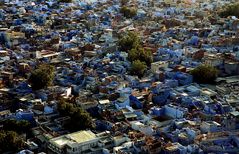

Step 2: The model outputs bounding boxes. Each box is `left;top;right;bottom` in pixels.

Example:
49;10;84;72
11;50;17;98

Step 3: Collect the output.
0;130;24;153
128;47;153;66
130;60;147;77
58;100;94;131
190;65;218;84
3;119;31;134
119;31;140;52
29;64;55;90
120;6;137;18
58;100;76;116
219;3;239;18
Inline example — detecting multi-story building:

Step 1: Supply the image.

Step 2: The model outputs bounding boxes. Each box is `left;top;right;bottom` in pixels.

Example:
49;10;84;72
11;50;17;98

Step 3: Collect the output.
48;130;113;154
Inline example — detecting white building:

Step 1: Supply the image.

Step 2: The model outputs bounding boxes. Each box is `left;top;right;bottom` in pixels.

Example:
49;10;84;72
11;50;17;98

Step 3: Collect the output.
130;121;155;135
0;50;10;63
48;130;98;154
151;61;169;73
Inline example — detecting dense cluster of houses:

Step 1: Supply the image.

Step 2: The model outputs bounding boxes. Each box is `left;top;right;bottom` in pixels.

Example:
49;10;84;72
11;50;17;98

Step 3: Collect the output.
0;0;239;153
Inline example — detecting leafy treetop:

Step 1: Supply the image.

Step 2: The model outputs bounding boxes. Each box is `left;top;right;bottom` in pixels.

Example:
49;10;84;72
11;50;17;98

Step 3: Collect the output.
118;31;140;52
120;6;137;19
130;60;147;78
190;64;218;84
58;100;94;132
0;130;24;153
219;3;239;18
29;64;55;90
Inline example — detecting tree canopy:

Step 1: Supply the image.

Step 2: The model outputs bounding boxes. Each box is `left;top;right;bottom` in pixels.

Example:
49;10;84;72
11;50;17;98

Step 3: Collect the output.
29;64;55;90
130;60;147;78
3;119;31;134
190;65;218;84
219;3;239;18
120;6;137;18
118;31;140;52
0;130;24;153
118;31;153;77
128;47;153;66
58;100;94;132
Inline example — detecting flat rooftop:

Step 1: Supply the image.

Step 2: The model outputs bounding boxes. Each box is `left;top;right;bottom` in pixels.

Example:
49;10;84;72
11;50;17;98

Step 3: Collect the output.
50;130;97;148
67;130;96;143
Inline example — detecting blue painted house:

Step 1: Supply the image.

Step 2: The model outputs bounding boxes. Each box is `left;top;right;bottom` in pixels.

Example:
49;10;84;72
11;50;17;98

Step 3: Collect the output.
16;109;34;122
173;72;193;86
129;95;143;109
152;88;170;105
